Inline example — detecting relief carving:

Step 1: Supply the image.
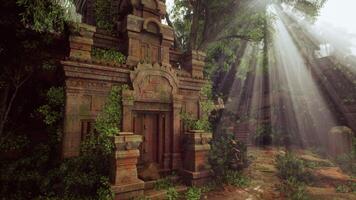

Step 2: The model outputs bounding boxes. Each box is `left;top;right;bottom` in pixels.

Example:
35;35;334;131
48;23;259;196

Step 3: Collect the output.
131;63;179;102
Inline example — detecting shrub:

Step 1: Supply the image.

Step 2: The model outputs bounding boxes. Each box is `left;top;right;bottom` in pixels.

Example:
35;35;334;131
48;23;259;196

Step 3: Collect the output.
92;48;126;64
275;153;311;182
209;131;248;182
154;177;174;190
166;187;179;200
223;170;250;187
185;187;202;200
279;177;309;200
95;0;115;32
181;83;214;132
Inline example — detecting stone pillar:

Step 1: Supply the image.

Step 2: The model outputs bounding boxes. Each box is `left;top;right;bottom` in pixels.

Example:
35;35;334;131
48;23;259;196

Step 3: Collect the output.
111;132;144;200
328;126;354;158
122;89;134;132
172;94;183;170
181;130;212;186
68;23;96;60
182;50;206;79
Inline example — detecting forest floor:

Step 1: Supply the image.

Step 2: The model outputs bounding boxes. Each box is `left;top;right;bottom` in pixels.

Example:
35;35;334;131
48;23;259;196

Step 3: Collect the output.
205;147;356;200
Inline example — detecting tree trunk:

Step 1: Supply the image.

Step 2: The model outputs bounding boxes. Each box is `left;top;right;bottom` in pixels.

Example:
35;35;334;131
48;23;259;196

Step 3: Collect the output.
0;86;18;137
188;1;201;50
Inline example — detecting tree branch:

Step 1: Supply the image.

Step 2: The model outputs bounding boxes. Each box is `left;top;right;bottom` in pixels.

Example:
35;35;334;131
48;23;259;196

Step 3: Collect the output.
216;34;252;42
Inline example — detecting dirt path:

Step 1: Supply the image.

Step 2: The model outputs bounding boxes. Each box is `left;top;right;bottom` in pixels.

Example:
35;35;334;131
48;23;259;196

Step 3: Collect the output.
205;147;356;200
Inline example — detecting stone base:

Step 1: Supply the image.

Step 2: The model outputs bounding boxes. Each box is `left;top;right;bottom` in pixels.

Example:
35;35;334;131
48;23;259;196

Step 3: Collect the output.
112;180;145;200
180;169;212;186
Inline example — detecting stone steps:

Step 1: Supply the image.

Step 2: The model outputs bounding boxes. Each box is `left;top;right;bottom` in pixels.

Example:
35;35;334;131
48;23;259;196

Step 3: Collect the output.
310;167;356;187
307;186;356;200
144;185;188;200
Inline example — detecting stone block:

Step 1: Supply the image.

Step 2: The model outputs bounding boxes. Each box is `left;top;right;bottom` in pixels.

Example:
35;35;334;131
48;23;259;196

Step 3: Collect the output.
111;133;144;200
181;130;212;186
328;126;354;158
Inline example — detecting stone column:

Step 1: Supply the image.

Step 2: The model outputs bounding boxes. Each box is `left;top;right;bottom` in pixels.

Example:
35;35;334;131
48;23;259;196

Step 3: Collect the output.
68;23;96;60
182;50;206;79
181;130;212;186
111;132;144;200
122;89;134;132
172;94;183;170
328;126;354;158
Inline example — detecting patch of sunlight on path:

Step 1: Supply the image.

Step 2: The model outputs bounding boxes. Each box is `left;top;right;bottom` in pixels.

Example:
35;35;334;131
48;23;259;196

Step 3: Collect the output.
205;147;356;200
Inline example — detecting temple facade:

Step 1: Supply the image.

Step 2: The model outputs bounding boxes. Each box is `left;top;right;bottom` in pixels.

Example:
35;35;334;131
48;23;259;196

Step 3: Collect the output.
62;0;212;198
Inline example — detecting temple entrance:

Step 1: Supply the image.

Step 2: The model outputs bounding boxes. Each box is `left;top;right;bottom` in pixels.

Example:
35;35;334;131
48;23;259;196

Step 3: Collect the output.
134;112;170;168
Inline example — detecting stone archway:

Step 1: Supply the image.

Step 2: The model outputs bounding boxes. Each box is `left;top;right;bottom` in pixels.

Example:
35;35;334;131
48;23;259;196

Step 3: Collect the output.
122;62;182;171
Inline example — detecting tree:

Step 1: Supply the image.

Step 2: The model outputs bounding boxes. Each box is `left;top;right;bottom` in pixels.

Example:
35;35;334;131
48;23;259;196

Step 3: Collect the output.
0;0;71;142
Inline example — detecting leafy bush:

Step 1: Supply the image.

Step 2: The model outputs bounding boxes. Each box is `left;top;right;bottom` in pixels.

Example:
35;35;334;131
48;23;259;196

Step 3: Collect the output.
181;83;214;132
335;138;356;175
275;153;311;183
185;187;202;200
38;87;64;126
209;131;248;182
95;0;115;32
154;177;174;190
92;48;126;64
166;187;179;200
279;177;310;200
335;182;356;193
223;170;250;187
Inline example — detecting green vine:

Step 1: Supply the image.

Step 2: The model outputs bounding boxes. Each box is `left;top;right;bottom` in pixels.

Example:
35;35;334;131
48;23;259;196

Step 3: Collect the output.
95;0;115;32
181;83;214;132
92;48;126;65
80;85;127;155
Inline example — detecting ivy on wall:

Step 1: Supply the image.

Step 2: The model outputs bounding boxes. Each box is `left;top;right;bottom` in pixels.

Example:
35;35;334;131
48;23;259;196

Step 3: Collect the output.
92;48;126;65
181;83;215;132
95;0;115;32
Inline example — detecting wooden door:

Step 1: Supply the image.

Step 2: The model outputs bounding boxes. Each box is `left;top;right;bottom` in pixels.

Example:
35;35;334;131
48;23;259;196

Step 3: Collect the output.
134;113;159;164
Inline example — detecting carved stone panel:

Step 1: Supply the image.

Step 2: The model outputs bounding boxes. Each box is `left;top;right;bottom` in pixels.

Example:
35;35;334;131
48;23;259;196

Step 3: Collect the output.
131;63;179;103
137;75;173;101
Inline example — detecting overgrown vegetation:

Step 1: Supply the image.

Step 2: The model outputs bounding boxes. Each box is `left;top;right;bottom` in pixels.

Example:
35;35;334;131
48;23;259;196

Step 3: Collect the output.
92;48;126;65
278;177;310;200
209;130;249;185
0;85;125;199
181;83;215;132
185;187;202;200
95;0;115;32
335;182;356;193
335;138;356;176
276;153;312;200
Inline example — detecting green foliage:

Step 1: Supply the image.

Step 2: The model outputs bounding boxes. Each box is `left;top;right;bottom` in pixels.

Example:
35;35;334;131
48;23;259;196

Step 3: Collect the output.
38;87;64;126
223;170;250;187
209;131;248;182
166;187;179;200
181;83;214;132
276;153;311;183
94;85;124;136
279;177;310;200
92;48;126;64
37;87;65;145
280;0;327;22
82;85;127;155
185;187;202;200
335;182;356;193
0;135;29;152
95;0;115;32
335;138;356;175
154;177;174;190
16;0;70;33
53;154;113;199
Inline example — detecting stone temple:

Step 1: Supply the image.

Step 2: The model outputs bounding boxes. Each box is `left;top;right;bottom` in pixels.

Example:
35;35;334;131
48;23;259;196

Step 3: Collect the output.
61;0;212;198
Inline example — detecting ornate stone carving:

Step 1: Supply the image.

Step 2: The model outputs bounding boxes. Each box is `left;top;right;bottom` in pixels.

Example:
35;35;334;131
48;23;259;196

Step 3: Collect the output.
143;18;162;35
130;62;179;102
